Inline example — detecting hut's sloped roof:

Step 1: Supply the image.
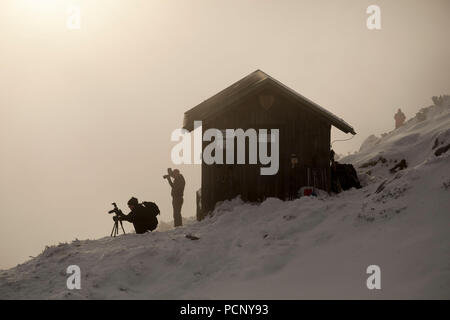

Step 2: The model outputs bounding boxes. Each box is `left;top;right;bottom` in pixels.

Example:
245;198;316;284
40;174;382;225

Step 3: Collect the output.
183;70;356;135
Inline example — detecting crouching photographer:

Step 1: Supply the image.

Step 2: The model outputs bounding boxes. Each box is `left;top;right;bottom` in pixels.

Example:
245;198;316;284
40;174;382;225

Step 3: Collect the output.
113;197;160;235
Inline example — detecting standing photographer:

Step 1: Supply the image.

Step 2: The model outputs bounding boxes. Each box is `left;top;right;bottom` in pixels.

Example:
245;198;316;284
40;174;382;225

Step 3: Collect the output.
164;169;185;227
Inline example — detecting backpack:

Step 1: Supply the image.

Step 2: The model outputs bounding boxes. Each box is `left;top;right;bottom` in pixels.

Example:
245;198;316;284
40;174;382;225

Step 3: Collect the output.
142;201;160;218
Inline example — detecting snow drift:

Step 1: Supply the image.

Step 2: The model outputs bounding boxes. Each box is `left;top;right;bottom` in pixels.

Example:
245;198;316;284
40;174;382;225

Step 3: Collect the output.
0;97;449;299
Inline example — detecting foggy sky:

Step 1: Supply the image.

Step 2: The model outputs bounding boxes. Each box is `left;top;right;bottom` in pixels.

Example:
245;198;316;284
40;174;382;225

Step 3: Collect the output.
1;0;449;269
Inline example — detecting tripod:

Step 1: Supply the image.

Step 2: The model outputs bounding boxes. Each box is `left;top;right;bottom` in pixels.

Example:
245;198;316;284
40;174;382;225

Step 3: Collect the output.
111;217;126;237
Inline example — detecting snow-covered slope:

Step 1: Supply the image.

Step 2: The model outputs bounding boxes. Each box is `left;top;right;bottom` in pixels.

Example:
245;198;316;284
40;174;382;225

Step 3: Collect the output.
1;98;449;299
343;95;450;184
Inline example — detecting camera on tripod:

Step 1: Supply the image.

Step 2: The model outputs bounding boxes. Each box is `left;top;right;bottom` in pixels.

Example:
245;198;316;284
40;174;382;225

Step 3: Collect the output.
108;202;123;216
108;202;125;237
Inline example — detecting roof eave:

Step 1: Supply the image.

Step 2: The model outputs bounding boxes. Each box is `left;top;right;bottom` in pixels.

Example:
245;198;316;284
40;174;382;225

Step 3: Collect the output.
182;70;356;135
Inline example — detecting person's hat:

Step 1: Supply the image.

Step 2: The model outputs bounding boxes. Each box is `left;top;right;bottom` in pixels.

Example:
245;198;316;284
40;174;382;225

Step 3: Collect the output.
127;197;139;206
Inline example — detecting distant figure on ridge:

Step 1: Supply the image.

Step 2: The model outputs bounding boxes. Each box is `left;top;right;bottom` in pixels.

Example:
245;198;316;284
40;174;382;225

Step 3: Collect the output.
164;168;185;227
394;108;406;129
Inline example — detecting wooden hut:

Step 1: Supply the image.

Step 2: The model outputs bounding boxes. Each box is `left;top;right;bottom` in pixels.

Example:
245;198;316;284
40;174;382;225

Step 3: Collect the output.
183;70;355;220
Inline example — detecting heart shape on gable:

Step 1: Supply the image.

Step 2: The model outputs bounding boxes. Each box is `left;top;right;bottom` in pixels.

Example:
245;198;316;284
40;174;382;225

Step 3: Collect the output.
259;94;275;110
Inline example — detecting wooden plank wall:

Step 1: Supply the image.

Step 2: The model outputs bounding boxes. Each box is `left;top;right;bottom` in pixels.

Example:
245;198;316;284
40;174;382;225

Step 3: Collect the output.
198;86;331;219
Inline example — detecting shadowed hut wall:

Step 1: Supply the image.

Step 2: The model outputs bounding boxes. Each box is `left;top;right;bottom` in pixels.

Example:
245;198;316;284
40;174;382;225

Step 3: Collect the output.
199;86;331;218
